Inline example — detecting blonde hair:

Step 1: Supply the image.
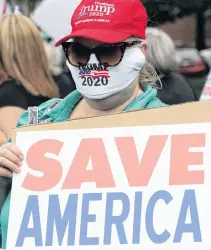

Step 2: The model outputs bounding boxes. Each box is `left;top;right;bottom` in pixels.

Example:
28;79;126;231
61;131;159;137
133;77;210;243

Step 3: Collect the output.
0;14;59;98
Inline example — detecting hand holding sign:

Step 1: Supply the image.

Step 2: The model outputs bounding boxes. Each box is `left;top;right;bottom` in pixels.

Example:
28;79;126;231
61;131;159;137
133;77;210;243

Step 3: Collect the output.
0;143;23;177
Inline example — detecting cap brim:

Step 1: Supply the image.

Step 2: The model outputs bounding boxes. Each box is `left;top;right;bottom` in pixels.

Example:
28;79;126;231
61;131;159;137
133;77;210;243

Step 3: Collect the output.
55;28;131;46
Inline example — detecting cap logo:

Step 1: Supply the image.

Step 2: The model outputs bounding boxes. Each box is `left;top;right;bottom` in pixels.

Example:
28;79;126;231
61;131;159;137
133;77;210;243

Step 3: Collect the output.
77;2;115;20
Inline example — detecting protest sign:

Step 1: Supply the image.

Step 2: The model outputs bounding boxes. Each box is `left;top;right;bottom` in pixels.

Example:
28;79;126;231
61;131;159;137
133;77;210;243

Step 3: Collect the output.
0;0;11;20
200;69;211;100
7;100;211;250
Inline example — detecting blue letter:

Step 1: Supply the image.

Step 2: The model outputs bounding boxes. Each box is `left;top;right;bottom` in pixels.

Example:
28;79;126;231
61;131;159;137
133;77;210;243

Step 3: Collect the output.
79;193;102;245
16;195;42;247
45;194;78;246
146;190;172;244
132;192;143;244
174;190;202;242
104;192;130;245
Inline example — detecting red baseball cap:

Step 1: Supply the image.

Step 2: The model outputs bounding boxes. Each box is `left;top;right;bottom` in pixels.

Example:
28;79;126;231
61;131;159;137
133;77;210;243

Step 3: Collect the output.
55;0;148;46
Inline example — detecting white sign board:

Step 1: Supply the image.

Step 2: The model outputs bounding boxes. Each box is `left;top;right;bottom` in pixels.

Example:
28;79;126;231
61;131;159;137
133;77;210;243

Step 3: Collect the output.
200;70;211;100
7;123;211;250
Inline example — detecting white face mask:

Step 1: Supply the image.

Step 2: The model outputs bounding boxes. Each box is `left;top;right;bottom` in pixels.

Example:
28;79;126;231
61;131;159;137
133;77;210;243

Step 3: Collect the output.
67;47;146;100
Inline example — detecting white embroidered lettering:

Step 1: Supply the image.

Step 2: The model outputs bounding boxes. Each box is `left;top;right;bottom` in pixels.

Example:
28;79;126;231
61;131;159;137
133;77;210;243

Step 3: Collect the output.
78;2;115;19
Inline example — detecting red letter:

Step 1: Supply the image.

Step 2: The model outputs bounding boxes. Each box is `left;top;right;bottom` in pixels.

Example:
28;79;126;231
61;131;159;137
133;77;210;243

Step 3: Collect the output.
115;136;168;187
22;139;63;191
62;138;115;189
170;134;205;185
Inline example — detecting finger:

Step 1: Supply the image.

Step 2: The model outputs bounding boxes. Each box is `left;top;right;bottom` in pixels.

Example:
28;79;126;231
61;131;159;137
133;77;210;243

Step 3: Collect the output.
0;167;13;178
4;143;23;160
1;148;22;166
0;157;21;174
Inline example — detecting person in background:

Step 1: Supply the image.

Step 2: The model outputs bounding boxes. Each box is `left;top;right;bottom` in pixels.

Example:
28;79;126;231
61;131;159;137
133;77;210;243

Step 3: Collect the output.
42;34;76;97
0;14;60;144
0;0;168;248
146;27;198;105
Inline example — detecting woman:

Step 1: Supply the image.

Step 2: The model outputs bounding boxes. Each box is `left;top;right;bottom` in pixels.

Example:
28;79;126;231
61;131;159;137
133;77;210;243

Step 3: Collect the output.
146;27;198;105
0;0;167;248
0;14;59;144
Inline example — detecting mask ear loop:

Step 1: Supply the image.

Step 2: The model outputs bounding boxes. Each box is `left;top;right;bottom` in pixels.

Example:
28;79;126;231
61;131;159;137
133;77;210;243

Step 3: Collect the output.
155;75;163;90
153;68;163;90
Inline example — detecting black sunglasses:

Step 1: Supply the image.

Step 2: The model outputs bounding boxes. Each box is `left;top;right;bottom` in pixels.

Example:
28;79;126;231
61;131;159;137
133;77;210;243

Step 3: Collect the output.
62;41;141;67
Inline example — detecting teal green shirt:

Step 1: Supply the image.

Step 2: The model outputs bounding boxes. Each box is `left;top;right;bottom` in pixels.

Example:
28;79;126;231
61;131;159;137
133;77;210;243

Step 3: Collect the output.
0;86;166;248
